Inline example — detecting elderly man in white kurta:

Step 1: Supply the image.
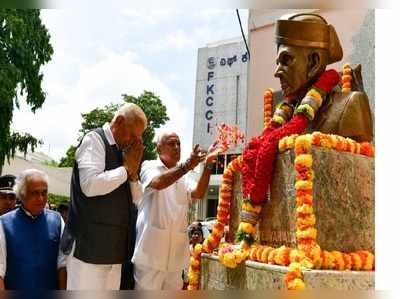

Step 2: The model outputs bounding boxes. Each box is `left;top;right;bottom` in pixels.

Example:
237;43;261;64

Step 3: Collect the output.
132;132;220;290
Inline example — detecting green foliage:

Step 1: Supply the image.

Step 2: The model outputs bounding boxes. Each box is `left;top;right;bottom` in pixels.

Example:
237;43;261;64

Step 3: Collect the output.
0;9;53;173
235;231;255;245
79;103;119;137
43;159;59;167
48;192;69;206
59;91;169;166
58;145;77;167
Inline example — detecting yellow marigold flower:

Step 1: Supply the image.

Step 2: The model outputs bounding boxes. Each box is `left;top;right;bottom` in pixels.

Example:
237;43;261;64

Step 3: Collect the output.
287;278;306;290
194;244;203;255
350;253;362;271
322;250;335;270
234;249;248;263
239;222;256;235
288;262;302;277
306;88;323;107
223;252;238;268
364;252;374;271
279;137;288;153
289;249;305;263
296;227;317;240
190;256;200;267
295;134;312;154
296;204;314;215
330;135;338;148
296;214;316;228
298;104;315;120
188;271;199;284
320;135;333;148
300;257;314;269
242;202;262;214
294;154;313;168
306;245;322;269
275;246;291;266
331;251;345;270
295;180;313;191
355;143;361;154
287;134;298;148
345;138;356;153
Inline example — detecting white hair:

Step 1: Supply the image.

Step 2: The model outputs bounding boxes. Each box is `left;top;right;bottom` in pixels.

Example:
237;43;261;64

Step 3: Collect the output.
156;131;179;147
114;103;147;127
14;169;48;200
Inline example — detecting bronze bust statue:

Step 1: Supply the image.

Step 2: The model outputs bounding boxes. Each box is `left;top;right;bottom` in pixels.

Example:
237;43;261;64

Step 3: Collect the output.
274;13;373;142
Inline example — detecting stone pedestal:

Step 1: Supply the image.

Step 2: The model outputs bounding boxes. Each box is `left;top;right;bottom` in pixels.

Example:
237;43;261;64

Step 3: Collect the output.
230;147;374;252
201;254;374;290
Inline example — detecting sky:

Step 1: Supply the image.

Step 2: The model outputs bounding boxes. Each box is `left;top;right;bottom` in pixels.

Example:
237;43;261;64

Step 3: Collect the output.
11;8;248;161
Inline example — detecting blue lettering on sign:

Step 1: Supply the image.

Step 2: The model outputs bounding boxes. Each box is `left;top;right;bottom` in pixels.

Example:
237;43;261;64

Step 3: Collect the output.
207;122;212;133
207;84;214;95
207;71;214;81
206;97;213;106
205;110;213;120
218;53;248;67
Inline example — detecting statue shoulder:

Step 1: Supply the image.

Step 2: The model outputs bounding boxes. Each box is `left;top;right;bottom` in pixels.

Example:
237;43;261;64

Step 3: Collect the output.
335;91;373;142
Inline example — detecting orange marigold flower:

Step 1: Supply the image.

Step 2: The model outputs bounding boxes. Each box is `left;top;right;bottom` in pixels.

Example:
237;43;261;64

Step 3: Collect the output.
268;249;278;264
360;142;374;157
261;247;274;263
350;253;362;271
296;194;313;206
295;135;312;155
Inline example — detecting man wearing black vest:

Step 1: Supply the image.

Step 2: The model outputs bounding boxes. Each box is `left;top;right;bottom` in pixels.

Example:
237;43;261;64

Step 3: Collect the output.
63;103;147;290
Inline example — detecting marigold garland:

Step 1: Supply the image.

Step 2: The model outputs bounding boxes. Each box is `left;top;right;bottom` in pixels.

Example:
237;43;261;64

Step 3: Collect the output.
188;156;243;289
188;78;375;290
342;63;352;92
242;70;340;205
263;88;274;128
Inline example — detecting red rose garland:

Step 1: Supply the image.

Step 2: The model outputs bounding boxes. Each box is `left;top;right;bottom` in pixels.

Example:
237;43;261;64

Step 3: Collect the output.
242;70;340;204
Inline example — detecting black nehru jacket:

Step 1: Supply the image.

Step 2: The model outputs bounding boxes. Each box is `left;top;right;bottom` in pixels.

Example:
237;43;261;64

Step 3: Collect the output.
64;128;136;264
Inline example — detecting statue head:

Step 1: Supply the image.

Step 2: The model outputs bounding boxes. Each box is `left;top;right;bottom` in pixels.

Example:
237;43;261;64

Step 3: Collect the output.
274;13;343;99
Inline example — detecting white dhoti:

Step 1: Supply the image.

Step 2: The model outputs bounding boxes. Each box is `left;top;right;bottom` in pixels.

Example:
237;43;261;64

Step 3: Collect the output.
66;245;121;290
134;263;182;290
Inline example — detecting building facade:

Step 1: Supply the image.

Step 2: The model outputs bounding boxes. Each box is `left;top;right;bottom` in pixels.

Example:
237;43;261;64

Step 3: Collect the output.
192;37;248;221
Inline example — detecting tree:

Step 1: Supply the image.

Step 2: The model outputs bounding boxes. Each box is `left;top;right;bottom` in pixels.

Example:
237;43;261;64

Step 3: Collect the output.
0;9;53;174
59;91;169;167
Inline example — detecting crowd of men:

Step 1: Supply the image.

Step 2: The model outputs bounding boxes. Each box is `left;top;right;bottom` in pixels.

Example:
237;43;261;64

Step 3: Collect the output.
0;103;220;290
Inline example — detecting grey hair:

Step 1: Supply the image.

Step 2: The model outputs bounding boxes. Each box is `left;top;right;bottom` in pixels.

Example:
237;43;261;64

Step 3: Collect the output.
114;103;147;128
156;131;178;147
14;169;49;200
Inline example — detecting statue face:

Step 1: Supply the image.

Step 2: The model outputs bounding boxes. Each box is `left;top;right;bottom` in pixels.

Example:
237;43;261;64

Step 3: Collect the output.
274;44;310;99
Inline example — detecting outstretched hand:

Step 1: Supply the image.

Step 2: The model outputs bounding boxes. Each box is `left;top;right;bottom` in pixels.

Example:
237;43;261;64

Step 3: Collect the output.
185;144;207;170
205;141;224;164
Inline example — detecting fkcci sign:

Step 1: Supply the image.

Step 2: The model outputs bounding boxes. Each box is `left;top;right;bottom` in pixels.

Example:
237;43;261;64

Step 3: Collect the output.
205;53;248;134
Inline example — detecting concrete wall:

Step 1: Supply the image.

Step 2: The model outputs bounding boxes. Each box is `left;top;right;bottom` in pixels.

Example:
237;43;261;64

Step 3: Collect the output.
246;9;375;139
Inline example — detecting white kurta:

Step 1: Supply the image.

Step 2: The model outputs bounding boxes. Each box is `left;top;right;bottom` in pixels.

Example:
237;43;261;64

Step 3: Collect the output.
132;159;195;289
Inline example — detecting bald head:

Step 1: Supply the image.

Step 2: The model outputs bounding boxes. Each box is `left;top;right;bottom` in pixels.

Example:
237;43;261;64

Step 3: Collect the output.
114;103;147;128
111;103;147;150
